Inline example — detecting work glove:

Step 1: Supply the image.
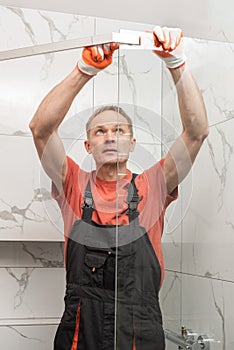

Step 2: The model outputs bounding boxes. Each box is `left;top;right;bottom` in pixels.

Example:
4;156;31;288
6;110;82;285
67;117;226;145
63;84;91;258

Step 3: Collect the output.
152;26;186;69
77;43;119;76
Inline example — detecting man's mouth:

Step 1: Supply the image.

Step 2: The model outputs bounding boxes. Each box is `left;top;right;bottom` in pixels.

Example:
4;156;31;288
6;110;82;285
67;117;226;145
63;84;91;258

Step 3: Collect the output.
103;149;117;153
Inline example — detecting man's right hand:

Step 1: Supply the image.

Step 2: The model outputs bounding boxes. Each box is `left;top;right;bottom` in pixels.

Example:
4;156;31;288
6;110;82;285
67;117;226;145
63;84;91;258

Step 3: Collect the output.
77;43;119;77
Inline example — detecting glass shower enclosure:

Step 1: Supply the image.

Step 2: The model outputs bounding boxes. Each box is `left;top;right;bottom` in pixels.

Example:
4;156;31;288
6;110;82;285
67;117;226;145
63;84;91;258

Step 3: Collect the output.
0;9;233;349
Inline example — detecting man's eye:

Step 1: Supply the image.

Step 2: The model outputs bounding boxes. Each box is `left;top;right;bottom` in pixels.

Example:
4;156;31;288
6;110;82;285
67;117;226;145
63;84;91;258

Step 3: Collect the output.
96;129;104;135
116;128;123;134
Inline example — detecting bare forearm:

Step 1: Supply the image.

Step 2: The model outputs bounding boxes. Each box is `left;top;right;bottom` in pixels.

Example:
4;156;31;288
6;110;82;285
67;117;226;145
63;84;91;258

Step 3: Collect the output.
169;64;209;141
29;67;92;138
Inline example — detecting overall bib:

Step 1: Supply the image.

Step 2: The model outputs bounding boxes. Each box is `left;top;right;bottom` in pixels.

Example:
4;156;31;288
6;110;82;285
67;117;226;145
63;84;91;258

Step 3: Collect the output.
54;174;165;350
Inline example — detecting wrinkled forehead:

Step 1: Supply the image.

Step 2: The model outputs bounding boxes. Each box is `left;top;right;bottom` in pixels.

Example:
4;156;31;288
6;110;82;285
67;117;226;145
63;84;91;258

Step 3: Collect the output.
88;110;130;130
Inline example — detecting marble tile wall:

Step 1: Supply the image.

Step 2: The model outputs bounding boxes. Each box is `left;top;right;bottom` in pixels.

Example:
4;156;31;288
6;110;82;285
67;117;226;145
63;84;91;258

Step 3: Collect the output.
161;38;234;349
1;4;234;350
0;241;65;349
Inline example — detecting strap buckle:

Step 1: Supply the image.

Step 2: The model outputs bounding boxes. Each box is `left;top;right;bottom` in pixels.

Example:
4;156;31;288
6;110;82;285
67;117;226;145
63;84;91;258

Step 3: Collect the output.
82;190;94;209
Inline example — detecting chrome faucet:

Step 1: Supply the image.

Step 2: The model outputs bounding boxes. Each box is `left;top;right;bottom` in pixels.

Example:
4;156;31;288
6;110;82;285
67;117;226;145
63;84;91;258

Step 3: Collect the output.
164;325;210;350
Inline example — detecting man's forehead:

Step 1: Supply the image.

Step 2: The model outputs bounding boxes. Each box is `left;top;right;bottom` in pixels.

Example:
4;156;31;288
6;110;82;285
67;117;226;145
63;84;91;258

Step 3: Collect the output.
89;111;129;128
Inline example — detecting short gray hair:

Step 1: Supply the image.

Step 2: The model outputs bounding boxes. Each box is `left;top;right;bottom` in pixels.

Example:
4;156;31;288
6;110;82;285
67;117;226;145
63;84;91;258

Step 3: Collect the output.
86;105;133;137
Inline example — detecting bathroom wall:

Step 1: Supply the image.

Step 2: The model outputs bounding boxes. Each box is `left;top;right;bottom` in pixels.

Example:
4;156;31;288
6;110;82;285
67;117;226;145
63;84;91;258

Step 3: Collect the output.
0;5;233;350
161;39;234;349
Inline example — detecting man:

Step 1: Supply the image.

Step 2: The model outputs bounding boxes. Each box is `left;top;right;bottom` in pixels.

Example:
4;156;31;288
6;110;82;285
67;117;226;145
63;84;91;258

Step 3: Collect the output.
29;26;208;350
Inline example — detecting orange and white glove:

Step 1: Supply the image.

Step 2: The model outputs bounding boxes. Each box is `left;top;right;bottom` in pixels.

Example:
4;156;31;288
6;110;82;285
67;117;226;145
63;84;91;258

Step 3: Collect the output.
77;43;119;76
152;26;186;69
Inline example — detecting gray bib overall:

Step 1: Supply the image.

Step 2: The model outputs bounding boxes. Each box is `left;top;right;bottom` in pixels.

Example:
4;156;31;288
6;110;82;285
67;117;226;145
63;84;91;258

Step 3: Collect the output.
54;174;165;350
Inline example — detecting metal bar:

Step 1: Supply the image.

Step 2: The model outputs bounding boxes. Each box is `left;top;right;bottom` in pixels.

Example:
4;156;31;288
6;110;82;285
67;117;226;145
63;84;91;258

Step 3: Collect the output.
0;31;140;61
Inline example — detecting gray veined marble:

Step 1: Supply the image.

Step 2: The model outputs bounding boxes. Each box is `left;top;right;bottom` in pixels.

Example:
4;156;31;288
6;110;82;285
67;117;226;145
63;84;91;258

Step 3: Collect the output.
5;267;35;308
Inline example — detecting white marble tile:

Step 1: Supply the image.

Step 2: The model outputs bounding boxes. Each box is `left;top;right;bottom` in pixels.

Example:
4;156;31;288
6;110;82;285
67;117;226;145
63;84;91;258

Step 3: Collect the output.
162;37;234;142
181;120;234;282
0;48;94;135
161;271;234;350
0;324;58;350
93;48;162;122
181;274;234;350
187;38;234;126
58;107;93;141
162;222;182;274
94;19;162;136
0;267;65;319
0;6;94;50
0;6;95;135
0;242;64;267
118;48;162;111
0;136;63;240
161;138;196;273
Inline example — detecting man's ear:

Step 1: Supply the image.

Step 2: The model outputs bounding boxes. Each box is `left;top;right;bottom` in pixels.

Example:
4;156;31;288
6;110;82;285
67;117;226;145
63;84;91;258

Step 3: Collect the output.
84;139;91;154
130;137;136;152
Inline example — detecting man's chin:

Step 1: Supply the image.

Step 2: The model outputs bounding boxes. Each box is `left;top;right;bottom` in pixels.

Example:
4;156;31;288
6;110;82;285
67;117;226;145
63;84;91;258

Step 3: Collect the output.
96;157;128;167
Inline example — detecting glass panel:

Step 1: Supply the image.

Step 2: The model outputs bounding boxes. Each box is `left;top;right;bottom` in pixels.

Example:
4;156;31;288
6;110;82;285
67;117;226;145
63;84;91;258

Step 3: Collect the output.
2;6;234;349
160;36;234;349
112;45;164;349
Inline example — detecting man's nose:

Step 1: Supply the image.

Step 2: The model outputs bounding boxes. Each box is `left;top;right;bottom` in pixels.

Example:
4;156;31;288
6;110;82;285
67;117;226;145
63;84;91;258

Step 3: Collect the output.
104;130;116;142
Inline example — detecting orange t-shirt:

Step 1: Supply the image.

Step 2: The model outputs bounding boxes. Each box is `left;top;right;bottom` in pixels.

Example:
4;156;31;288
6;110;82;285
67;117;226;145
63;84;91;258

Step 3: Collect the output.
52;156;177;286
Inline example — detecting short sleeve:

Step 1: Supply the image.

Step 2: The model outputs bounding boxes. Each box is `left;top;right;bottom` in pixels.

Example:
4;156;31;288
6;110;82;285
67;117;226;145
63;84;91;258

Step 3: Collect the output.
51;156;80;210
159;158;178;208
141;158;178;211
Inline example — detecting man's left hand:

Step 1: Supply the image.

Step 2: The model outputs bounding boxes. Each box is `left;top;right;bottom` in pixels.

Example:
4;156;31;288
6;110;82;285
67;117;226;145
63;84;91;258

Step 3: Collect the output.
152;26;186;69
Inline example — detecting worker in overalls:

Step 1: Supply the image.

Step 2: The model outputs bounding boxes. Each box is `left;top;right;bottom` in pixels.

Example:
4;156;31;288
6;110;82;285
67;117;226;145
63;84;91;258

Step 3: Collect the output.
29;26;208;349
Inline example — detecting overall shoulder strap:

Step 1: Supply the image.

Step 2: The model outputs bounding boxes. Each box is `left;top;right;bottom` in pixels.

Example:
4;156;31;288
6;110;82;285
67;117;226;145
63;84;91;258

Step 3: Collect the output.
126;173;141;223
81;179;94;222
81;173;141;223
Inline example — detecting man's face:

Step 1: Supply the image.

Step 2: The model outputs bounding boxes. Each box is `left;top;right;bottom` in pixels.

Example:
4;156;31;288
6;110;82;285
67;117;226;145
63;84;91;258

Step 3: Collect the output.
84;110;136;167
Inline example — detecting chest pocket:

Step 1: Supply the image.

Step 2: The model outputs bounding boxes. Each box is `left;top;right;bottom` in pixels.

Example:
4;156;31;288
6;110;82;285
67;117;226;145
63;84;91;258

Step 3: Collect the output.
82;248;114;288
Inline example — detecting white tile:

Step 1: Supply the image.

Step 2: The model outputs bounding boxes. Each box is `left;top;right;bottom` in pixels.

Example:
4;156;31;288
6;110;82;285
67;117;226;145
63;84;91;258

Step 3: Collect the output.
0;48;95;135
161;272;234;350
0;242;63;267
0;268;65;319
0;136;63;240
181;274;231;350
181;120;234;281
94;19;162;131
162;37;234;140
0;6;94;50
0;324;58;350
0;6;95;135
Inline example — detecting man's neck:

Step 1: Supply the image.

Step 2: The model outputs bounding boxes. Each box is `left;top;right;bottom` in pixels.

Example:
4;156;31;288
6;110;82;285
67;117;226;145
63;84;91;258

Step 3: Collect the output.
96;162;128;181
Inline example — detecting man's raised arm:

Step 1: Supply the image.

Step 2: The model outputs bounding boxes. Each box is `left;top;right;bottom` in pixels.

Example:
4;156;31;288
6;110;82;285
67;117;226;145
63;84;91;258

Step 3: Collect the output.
29;43;119;192
152;26;209;194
